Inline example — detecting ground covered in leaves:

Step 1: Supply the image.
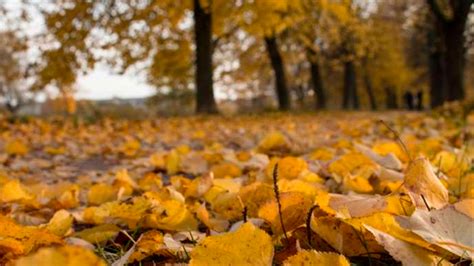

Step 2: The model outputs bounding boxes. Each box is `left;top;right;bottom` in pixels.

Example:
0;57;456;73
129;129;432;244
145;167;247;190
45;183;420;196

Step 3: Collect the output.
0;112;472;265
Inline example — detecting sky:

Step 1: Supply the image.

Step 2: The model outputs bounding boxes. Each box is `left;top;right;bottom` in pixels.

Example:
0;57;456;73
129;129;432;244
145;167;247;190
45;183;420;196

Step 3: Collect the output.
2;0;156;100
75;67;155;100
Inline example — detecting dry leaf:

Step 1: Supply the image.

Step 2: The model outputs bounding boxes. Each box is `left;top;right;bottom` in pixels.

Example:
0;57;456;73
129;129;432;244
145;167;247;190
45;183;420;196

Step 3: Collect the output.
190;222;273;266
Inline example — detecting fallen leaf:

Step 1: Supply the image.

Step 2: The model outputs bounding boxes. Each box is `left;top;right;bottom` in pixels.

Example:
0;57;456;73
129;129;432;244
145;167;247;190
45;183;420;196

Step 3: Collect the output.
397;205;474;259
403;157;449;210
283;250;350;266
190;222;273;266
13;246;106;266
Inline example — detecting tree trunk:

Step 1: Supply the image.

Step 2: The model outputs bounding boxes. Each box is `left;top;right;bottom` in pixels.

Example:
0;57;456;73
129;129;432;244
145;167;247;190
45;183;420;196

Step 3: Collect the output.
307;49;326;109
193;0;218;114
427;0;472;104
264;36;290;110
443;18;467;101
343;61;358;109
427;24;446;108
363;73;377;110
385;87;398;109
362;61;377;110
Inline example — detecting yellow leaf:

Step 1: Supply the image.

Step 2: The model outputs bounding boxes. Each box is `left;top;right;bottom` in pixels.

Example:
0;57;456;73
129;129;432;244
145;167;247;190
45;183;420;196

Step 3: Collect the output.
328;152;375;180
166;150;180;175
0;180;34;203
13;246;106;266
45;209;73;236
397;206;474;259
257;131;289;153
403;157;449;210
195;203;229;232
342;175;373;194
365;225;451;266
0;215;62;258
87;183;117;205
210;162;242;179
274;156;308;180
239;182;274;217
347;212;433;250
5;139;29;156
310;216;385;256
258;192;312;235
190;222;273;266
129;230;169;262
74;224;120;244
142;199;198;231
283;250;350;266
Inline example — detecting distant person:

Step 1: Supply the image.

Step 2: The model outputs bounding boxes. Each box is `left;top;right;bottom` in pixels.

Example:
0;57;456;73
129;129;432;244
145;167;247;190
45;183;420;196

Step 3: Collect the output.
403;91;414;110
416;90;423;110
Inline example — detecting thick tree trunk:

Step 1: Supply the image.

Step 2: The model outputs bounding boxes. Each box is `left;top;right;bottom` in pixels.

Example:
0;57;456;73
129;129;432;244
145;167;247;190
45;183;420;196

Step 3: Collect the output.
264;36;290;110
427;0;472;104
307;49;326;109
342;61;358;109
193;0;218;114
428;25;446;108
443;18;467;101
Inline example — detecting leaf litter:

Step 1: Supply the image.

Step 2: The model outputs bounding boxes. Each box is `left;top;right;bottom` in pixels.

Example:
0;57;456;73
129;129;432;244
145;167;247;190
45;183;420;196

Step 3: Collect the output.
0;112;472;265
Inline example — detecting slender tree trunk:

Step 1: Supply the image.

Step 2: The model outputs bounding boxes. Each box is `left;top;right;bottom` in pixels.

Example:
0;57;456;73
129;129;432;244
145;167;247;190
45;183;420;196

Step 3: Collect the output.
306;49;326;109
193;0;218;114
264;36;290;110
343;61;358;109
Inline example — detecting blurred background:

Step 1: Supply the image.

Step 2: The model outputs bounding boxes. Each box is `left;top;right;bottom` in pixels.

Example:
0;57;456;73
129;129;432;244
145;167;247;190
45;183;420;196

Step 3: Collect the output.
0;0;473;117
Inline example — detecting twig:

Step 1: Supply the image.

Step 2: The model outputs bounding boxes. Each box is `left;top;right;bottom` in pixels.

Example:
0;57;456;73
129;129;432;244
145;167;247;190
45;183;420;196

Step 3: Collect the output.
421;194;432;211
273;163;289;242
242;206;248;223
306;205;318;248
378;120;412;162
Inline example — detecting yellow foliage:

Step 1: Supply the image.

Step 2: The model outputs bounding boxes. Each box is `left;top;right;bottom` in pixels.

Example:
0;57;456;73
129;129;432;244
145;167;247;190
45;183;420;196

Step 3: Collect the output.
284;251;350;266
0;215;62;258
129;230;167;262
404;157;449;210
210;162;242;178
142;199;198;231
258;192;313;235
87;183;117;205
190;222;273;266
13;246;106;266
74;224;120;244
5;140;29;156
0;180;34;203
44;210;73;236
257;131;289;153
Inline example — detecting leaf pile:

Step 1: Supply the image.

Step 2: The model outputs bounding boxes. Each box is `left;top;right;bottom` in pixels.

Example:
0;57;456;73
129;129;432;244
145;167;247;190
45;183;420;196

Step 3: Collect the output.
0;112;472;265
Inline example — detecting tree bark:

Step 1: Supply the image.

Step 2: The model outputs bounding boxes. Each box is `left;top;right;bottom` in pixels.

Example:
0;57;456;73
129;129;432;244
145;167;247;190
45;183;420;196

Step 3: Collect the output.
264;36;290;110
427;0;472;104
193;0;218;114
362;60;377;110
427;23;446;108
307;49;326;109
342;61;359;109
385;87;398;109
363;73;377;110
443;16;468;101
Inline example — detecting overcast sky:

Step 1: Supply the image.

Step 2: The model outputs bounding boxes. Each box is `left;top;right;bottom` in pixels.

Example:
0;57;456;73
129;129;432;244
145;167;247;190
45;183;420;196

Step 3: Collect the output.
2;0;157;100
